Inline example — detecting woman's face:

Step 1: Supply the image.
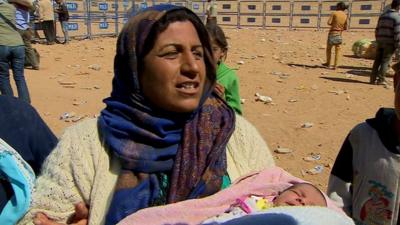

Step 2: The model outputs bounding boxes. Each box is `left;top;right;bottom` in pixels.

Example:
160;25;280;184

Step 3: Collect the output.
140;21;207;113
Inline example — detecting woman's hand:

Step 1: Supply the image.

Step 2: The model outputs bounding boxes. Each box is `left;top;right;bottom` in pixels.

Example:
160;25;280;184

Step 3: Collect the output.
33;202;89;225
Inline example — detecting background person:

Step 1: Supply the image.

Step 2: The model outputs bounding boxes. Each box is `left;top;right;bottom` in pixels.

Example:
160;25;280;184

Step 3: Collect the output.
10;0;40;70
37;0;55;44
19;5;273;225
54;0;69;44
205;0;217;26
0;95;58;224
0;0;31;103
323;1;348;70
206;23;242;115
370;0;400;85
327;62;400;224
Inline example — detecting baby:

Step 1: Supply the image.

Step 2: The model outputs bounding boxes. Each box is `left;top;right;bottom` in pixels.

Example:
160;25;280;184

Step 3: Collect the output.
203;183;327;224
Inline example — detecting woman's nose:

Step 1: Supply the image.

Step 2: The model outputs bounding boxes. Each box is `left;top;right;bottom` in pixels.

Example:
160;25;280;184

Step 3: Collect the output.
181;52;200;77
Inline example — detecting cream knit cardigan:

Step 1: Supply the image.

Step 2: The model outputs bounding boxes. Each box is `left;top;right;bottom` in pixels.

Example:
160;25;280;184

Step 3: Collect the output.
18;115;274;225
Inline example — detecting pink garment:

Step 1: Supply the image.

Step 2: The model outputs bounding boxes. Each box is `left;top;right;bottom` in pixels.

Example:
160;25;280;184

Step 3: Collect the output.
118;167;343;225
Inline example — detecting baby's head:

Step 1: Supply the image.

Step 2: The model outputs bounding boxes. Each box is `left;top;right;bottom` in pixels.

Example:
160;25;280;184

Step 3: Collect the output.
273;183;327;207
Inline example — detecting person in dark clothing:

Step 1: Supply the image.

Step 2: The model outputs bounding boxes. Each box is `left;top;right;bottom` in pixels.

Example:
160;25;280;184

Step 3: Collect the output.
0;96;57;223
327;63;400;224
370;0;400;85
54;0;69;44
0;95;57;222
0;95;57;174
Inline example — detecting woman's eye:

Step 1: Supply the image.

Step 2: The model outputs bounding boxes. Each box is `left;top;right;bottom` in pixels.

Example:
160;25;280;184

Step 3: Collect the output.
193;51;203;59
162;51;179;58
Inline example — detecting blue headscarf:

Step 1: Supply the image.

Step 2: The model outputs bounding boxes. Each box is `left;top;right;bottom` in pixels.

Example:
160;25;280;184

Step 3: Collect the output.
98;5;235;224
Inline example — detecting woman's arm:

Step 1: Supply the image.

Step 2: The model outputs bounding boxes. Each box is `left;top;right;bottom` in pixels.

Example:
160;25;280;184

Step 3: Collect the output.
18;124;95;224
327;134;353;216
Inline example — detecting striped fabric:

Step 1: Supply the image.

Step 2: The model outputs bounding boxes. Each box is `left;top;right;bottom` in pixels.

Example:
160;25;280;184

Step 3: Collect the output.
375;9;400;48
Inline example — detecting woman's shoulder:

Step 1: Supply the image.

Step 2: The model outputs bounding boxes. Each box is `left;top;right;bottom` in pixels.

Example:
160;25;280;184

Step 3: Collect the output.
233;115;258;135
62;117;98;137
230;115;269;150
227;115;275;180
57;118;103;157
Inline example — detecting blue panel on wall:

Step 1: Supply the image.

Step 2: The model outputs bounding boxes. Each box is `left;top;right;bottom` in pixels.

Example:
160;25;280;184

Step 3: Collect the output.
222;4;231;9
222;16;231;22
272;18;281;23
99;22;109;29
99;3;108;10
300;18;309;24
247;17;256;23
359;19;370;24
68;23;79;30
272;5;281;10
67;2;78;11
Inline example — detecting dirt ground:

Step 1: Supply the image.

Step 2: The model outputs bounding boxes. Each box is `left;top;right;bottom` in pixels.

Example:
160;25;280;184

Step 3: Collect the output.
22;28;392;191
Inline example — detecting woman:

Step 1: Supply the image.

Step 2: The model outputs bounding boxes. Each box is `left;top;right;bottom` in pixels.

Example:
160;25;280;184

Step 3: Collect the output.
206;23;242;114
19;5;273;225
0;0;31;103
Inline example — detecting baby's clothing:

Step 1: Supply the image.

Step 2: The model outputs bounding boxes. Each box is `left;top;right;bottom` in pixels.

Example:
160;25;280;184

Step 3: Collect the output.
203;195;274;223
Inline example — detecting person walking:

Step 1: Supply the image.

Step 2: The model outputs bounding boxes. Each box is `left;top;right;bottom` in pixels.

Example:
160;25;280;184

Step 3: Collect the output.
370;0;400;85
0;0;31;103
54;0;69;44
37;0;55;44
205;0;217;25
11;1;40;70
323;1;348;70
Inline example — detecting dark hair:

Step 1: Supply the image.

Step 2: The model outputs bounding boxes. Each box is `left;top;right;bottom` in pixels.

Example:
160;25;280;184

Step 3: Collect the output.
138;8;215;81
336;2;348;11
392;0;400;9
206;23;228;58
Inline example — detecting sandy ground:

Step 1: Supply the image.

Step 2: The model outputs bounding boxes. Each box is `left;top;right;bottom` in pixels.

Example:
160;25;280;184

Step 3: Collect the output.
22;28;392;191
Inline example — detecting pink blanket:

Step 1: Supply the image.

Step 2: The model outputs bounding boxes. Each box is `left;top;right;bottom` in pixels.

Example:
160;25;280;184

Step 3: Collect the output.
118;167;342;225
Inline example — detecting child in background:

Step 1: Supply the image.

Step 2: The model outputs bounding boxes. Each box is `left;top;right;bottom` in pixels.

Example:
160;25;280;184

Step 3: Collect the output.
327;62;400;225
203;183;327;224
54;0;69;44
206;24;242;114
323;1;348;69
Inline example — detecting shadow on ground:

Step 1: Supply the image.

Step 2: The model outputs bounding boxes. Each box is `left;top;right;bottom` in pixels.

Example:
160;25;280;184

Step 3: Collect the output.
287;63;326;69
319;76;370;84
345;69;371;77
338;65;371;70
343;54;374;60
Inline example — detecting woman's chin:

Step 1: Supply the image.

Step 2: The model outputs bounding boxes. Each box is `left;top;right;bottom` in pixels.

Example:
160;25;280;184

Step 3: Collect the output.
163;101;201;114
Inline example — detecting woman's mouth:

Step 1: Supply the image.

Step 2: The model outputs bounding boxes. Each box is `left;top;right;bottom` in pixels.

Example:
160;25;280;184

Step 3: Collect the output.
176;82;200;94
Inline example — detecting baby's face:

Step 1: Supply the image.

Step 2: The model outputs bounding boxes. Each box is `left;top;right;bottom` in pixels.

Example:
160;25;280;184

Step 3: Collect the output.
273;183;327;207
